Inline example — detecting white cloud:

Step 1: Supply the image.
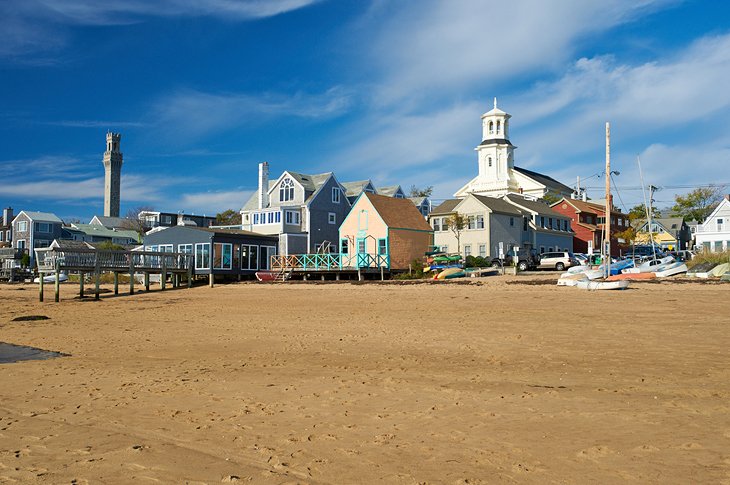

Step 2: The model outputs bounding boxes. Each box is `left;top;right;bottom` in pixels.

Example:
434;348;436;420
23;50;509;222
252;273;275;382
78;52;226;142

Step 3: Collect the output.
175;189;253;214
0;0;322;59
150;87;353;140
364;0;676;104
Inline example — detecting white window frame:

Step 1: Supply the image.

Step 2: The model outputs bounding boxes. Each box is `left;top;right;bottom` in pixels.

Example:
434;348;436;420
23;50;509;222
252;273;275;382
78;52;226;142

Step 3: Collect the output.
158;244;173;253
328;212;337;225
285;211;300;225
478;244;487;257
476;215;484;229
17;220;27;232
35;222;51;233
178;244;193;254
464;244;472;257
195;243;211;270
16;239;26;249
332;187;341;203
280;178;295;202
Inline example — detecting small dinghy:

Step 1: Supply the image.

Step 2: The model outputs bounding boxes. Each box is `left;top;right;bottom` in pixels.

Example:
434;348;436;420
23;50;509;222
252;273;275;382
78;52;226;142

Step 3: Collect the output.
557;272;588;286
686;262;715;278
34;273;68;283
576;279;630;290
622;256;674;274
607;272;656;281
654;262;688;278
709;262;730;278
434;267;465;279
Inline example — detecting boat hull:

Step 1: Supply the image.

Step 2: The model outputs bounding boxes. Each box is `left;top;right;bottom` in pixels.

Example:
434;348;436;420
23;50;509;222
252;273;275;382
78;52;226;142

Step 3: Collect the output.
255;271;277;282
576;279;630;290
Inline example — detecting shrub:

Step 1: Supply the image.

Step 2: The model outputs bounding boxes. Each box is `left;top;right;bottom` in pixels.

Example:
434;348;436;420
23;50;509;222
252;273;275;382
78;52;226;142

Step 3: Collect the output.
687;250;730;269
464;255;489;268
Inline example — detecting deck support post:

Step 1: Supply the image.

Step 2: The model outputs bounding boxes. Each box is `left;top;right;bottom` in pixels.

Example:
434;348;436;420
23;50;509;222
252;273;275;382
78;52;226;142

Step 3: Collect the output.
358;267;362;281
187;266;192;289
380;266;384;281
321;274;325;281
39;271;44;302
303;273;308;281
79;272;84;297
129;257;135;295
54;263;60;303
161;256;167;291
144;272;150;291
336;273;340;281
113;272;119;295
209;273;214;288
93;253;100;301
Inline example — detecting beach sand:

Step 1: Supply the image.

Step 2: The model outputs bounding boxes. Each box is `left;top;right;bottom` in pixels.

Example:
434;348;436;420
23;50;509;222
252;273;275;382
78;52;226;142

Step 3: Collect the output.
1;277;729;483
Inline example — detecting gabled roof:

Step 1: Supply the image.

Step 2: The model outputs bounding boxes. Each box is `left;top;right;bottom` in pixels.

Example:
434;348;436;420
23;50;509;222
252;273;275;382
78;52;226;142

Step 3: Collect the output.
50;240;96;251
504;194;564;217
555;197;626;216
701;196;730;225
513;166;573;194
90;215;127;229
341;180;374;197
430;199;461;215
408;196;428;206
652;217;685;231
376;185;404;197
69;223;141;241
363;193;432;231
18;211;63;223
285;171;332;193
471;194;524;216
241;181;275;211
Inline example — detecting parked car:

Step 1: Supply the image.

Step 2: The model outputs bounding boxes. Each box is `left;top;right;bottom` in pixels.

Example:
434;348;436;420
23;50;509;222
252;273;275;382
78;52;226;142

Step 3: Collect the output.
491;248;541;272
668;250;694;261
538;251;579;271
573;253;589;265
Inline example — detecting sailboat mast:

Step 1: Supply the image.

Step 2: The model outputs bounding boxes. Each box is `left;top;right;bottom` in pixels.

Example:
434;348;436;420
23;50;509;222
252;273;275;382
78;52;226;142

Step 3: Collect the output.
605;122;611;273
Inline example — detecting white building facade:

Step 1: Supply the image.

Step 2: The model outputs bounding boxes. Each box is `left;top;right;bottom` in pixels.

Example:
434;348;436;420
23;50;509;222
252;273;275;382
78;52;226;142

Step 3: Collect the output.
694;195;730;252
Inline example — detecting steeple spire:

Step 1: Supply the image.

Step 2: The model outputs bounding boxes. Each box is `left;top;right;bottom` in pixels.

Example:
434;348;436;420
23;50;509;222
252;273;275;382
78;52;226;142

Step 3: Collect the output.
493;97;497;110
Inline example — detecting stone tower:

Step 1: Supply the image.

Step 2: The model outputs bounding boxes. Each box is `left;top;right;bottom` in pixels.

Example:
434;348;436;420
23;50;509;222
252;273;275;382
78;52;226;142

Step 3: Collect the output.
103;132;123;217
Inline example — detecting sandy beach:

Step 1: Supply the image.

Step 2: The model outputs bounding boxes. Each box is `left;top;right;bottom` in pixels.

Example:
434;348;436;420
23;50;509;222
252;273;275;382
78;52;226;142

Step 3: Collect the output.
1;277;729;483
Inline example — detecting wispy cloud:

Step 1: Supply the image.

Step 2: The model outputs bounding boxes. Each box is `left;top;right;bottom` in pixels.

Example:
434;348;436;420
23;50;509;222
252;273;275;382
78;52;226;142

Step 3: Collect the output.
0;0;322;60
175;189;253;214
150;86;354;140
362;0;677;105
44;119;147;128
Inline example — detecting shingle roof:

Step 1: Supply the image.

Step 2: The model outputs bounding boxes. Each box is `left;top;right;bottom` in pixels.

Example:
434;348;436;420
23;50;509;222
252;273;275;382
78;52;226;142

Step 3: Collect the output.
69;223;141;241
408;196;427;205
376;185;403;197
196;227;280;238
504;194;564;217
364;193;432;231
341;180;373;197
90;215;127;229
513;166;573;194
471;195;524;216
430;199;461;215
22;211;63;223
557;198;625;216
241;181;275;211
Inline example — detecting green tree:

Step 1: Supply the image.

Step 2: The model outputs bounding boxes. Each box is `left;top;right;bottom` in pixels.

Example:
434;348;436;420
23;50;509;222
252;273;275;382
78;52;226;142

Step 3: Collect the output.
541;192;561;205
628;203;661;221
215;209;242;226
408;185;433;198
670;186;723;223
447;213;467;255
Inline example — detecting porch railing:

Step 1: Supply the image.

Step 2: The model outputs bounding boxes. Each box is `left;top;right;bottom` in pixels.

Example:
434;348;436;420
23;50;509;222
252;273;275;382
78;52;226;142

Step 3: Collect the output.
271;252;390;271
34;248;193;273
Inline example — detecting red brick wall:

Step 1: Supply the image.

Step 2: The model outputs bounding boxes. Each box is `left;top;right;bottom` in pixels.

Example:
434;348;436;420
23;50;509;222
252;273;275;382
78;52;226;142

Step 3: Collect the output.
389;229;433;270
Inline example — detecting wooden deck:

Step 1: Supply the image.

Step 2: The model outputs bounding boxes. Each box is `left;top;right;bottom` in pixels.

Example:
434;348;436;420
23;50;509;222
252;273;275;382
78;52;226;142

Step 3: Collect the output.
270;253;391;281
34;247;193;302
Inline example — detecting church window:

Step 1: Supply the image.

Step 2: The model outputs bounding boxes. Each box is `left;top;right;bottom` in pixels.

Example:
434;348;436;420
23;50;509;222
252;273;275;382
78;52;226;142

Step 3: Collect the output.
488;157;492;167
280;178;295;202
488;121;494;134
496;120;501;135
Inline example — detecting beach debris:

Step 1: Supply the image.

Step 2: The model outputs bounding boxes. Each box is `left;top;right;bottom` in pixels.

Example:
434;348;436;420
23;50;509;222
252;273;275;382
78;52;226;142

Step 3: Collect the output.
12;315;50;322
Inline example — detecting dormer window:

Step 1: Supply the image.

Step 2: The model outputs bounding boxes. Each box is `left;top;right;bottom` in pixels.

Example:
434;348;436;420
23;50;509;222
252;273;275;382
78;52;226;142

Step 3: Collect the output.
280;178;294;202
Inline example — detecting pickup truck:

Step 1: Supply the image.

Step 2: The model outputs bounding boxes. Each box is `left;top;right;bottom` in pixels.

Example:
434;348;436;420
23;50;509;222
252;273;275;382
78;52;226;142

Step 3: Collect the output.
491;248;541;271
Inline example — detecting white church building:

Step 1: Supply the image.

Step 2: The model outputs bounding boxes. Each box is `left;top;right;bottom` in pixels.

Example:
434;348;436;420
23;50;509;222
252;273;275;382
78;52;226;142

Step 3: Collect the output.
454;99;573;200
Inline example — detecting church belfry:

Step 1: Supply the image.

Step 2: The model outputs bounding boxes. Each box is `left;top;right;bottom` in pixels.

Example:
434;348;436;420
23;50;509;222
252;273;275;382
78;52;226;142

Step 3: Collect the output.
103;131;123;217
472;98;518;194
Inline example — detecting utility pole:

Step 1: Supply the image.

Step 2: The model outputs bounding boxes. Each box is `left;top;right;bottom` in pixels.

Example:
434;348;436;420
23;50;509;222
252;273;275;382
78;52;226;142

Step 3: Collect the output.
605;122;611;278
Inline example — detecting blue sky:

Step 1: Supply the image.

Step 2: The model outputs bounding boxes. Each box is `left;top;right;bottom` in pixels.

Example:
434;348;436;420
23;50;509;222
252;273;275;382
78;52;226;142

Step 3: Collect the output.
1;0;729;222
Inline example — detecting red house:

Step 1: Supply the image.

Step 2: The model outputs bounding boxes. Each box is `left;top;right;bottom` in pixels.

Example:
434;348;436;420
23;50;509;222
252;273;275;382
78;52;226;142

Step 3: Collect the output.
551;198;629;256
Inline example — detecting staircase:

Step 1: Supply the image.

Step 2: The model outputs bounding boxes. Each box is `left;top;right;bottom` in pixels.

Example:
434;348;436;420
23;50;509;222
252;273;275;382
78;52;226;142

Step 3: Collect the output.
274;269;292;282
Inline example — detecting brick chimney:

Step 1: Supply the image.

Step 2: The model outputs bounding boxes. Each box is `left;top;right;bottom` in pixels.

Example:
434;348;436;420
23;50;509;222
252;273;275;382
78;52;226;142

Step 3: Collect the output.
2;207;12;226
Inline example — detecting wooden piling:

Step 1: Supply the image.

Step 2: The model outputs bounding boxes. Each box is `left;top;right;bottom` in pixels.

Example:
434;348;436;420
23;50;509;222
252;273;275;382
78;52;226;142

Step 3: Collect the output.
39;272;44;302
79;272;84;297
113;272;119;295
187;266;192;289
144;272;150;291
94;271;100;301
54;269;60;303
209;273;214;288
129;257;135;295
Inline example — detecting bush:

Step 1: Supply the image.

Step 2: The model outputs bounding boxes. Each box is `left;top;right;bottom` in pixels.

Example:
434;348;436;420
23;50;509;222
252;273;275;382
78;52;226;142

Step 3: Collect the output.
464;255;489;268
393;258;431;280
687;250;730;269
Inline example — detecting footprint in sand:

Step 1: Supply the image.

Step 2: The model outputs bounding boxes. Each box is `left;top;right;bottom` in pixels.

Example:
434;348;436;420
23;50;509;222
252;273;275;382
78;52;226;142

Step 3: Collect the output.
577;445;615;459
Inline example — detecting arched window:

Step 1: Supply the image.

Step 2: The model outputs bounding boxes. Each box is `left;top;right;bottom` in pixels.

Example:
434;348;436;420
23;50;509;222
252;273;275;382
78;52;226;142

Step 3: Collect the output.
280;178;294;202
488;121;494;134
488;157;492;167
496;120;501;135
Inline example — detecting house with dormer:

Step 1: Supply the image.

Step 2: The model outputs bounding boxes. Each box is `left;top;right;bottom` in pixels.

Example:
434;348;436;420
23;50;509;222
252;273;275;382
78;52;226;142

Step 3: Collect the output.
341;180;377;205
240;162;351;255
694;195;730;252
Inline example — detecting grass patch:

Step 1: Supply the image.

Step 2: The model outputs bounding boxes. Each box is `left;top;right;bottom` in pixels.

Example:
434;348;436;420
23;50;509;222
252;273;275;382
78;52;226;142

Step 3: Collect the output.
687;250;730;269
